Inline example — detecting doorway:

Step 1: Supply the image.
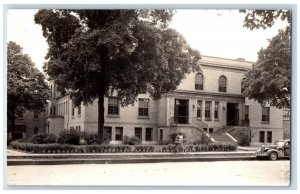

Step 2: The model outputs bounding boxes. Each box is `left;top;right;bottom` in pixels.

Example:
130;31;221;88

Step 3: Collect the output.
174;99;189;124
227;103;239;126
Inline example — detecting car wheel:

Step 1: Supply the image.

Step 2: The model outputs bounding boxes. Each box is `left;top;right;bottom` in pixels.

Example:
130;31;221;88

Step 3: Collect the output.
269;152;278;161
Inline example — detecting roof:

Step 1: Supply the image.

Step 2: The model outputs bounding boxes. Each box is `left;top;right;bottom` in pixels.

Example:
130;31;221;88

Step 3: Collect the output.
200;55;254;70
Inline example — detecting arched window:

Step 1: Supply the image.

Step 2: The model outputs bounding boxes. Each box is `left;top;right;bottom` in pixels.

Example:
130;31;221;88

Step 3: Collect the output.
219;75;227;92
195;73;203;90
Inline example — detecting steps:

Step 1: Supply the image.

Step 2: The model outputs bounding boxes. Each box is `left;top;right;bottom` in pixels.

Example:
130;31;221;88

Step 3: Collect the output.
209;133;237;143
7;151;256;166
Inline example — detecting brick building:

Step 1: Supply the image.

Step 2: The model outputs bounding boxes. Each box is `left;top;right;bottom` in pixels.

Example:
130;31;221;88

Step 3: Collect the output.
8;110;47;140
46;55;287;145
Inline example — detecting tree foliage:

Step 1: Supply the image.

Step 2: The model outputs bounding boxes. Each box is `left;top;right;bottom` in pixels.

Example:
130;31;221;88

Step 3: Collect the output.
240;9;291;108
7;41;49;113
34;10;201;143
242;30;291;108
7;41;49;139
240;9;291;31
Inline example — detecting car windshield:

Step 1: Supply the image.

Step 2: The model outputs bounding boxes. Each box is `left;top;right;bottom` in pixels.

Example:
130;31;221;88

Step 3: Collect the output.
275;141;285;146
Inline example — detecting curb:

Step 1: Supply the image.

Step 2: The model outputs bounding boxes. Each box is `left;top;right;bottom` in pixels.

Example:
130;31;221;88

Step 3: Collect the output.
7;156;257;166
7;152;257;165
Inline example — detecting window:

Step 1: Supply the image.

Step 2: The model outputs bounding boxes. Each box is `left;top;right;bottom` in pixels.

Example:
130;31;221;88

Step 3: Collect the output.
160;129;163;141
115;127;123;141
34;112;38;119
108;97;119;115
50;107;52;115
71;103;75;117
195;73;203;90
104;126;112;140
259;131;265;143
34;127;39;134
146;128;153;141
50;85;52;99
135;127;142;140
197;100;202;119
66;102;68;115
283;108;290;121
267;131;272;143
53;106;56;115
203;128;207;132
78;104;81;116
219;75;227;92
209;128;214;133
262;107;270;122
75;126;81;131
245;105;249;120
138;98;149;116
205;101;211;120
214;102;219;120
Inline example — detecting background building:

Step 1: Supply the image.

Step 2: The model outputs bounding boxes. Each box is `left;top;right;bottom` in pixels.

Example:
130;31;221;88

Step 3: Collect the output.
8;109;47;140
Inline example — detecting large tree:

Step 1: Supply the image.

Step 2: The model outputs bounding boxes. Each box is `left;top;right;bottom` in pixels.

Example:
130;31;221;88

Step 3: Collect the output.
34;10;201;144
241;10;291;108
7;41;49;140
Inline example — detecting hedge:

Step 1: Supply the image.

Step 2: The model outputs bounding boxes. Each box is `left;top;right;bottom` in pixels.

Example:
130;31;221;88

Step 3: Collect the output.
10;141;237;153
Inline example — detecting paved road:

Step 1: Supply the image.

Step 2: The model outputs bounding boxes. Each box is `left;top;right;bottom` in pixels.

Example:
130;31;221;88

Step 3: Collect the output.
6;160;290;186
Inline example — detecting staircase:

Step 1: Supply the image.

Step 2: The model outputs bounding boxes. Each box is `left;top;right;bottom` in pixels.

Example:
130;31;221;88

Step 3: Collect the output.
208;133;238;143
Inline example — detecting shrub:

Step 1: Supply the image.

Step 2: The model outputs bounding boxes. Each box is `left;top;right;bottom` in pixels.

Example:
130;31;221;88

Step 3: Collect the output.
28;133;57;144
58;129;81;145
229;128;251;146
123;135;142;145
83;132;98;145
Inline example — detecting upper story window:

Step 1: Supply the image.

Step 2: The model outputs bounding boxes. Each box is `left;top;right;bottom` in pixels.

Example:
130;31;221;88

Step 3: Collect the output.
219;75;227;92
138;98;149;116
262;107;270;122
283;108;290;121
34;112;39;119
195;73;203;90
108;97;119;115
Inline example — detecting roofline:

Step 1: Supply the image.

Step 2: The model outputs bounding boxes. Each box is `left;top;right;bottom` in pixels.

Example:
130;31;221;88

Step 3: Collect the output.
201;55;255;64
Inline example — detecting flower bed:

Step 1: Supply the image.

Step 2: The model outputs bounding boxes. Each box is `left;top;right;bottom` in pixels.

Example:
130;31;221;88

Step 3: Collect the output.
10;141;237;154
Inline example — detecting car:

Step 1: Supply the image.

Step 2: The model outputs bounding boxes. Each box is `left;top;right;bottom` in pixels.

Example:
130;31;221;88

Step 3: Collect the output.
255;139;290;160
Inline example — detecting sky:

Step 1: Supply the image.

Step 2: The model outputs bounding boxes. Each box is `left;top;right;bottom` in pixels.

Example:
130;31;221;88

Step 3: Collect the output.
7;9;288;72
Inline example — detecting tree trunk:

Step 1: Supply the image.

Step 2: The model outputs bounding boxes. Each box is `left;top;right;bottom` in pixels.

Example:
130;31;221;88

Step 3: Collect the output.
97;91;105;144
10;100;16;142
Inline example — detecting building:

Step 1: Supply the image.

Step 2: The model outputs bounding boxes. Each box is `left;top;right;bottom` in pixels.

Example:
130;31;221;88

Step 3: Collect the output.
46;55;287;145
8;110;47;140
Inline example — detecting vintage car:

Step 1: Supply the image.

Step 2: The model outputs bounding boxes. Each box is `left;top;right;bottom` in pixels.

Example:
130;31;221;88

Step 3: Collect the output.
255;139;290;160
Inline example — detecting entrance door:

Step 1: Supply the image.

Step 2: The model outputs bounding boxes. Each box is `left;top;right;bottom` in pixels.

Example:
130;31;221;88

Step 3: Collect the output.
227;103;239;126
174;99;189;124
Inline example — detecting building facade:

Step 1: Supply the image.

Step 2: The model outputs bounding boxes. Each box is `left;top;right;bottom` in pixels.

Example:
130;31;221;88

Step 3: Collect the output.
8;110;47;140
46;55;287;145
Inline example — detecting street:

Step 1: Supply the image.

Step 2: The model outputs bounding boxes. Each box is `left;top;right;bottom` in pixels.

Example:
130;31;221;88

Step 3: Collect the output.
6;160;290;186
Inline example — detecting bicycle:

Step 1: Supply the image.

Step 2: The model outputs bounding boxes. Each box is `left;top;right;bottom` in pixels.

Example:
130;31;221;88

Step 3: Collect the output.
173;139;191;153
